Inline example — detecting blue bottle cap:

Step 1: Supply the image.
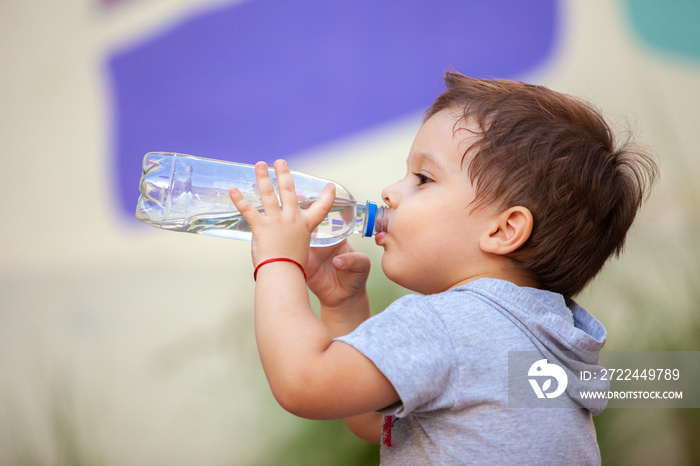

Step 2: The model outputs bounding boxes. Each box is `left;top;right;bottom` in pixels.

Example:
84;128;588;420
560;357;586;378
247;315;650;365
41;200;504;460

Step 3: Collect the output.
364;201;377;237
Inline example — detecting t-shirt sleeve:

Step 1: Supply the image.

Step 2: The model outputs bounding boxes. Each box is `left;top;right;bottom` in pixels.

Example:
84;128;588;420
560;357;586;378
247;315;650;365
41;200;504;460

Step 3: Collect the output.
334;294;458;418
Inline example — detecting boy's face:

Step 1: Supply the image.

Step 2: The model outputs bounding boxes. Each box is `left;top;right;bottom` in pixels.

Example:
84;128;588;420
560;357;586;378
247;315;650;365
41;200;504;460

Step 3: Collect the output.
376;109;497;295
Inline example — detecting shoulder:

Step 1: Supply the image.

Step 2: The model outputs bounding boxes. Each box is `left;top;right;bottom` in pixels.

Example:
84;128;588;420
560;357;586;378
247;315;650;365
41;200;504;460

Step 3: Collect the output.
385;281;530;334
383;284;498;320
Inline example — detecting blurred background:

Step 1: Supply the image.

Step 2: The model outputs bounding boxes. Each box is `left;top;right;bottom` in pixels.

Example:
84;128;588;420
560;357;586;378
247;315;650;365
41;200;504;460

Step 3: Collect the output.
1;0;698;464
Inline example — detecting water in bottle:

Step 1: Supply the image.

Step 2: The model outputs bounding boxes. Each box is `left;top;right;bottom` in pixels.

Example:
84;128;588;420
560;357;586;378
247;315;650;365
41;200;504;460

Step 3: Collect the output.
136;152;388;247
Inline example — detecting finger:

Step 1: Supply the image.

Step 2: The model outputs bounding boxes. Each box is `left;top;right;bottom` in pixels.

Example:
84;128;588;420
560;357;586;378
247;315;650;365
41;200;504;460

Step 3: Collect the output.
305;183;336;228
229;187;260;223
274;160;299;210
332;251;371;274
307;239;345;270
255;161;280;213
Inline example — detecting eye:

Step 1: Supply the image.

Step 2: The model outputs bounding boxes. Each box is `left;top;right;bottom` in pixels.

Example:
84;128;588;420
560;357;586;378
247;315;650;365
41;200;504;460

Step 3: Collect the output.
413;172;433;186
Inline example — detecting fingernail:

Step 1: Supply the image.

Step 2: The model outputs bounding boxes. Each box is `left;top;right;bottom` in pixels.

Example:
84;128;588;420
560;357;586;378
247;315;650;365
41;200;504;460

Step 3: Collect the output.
333;257;344;269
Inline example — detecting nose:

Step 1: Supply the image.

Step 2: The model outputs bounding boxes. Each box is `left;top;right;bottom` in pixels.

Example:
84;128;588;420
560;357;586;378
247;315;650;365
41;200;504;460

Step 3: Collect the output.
382;181;400;209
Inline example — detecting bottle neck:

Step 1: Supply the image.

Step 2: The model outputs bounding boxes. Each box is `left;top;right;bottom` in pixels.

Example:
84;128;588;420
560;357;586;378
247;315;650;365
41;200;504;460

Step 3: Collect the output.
356;201;388;237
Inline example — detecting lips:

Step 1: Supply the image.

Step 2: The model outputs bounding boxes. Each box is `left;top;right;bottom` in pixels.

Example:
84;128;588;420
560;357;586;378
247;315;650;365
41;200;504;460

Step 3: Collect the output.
375;231;387;246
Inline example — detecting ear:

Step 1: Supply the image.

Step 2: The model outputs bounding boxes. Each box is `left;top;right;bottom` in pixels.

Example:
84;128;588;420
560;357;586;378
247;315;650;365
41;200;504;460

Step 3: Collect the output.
479;206;533;255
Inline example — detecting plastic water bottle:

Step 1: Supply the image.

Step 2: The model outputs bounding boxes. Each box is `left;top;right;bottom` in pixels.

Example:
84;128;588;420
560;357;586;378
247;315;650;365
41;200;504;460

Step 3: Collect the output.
136;152;388;247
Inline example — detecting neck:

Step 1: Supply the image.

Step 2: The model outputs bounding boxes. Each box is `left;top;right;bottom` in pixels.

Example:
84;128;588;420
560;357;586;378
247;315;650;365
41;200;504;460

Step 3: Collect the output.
449;263;538;291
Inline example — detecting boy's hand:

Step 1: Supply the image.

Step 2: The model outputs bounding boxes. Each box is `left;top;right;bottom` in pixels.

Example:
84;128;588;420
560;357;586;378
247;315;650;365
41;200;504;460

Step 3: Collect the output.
228;160;335;270
307;240;370;309
307;241;372;338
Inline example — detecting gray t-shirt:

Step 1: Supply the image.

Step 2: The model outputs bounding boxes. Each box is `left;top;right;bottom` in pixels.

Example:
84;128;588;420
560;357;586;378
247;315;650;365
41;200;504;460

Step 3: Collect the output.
336;278;608;465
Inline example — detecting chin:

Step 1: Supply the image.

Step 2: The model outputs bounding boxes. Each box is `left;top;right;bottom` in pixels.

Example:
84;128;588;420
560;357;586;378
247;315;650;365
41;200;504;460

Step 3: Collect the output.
380;256;430;294
380;255;404;287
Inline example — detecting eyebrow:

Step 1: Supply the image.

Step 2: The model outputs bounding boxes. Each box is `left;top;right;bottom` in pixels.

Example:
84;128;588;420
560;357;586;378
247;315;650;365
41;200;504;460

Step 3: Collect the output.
408;151;447;172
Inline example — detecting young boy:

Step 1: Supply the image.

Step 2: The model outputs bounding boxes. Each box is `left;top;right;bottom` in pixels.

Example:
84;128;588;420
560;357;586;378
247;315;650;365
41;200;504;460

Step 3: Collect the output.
228;72;657;464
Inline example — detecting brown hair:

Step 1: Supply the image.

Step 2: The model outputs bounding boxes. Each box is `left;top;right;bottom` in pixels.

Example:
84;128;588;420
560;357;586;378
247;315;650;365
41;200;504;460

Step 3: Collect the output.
427;71;658;298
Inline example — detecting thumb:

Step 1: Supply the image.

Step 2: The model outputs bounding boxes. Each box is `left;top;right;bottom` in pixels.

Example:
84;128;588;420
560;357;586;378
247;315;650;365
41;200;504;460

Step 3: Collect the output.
332;252;371;274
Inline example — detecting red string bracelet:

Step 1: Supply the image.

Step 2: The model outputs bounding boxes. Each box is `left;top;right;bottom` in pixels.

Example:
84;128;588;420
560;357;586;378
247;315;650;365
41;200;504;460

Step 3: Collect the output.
253;258;307;282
